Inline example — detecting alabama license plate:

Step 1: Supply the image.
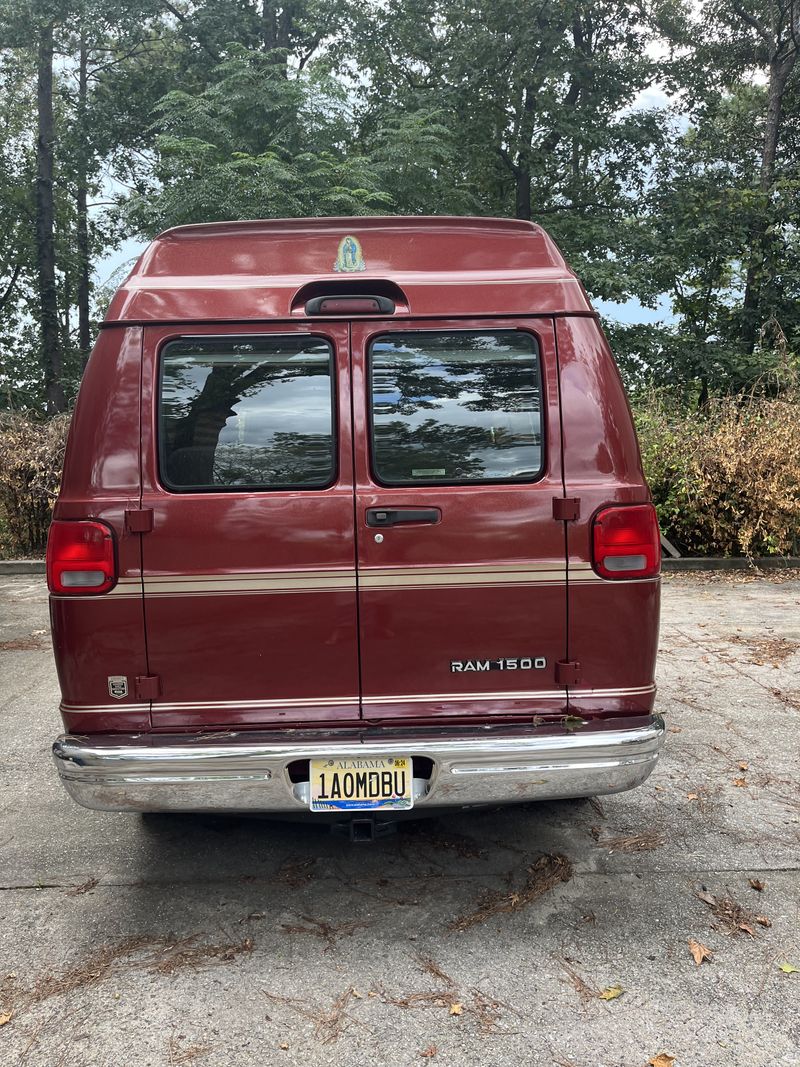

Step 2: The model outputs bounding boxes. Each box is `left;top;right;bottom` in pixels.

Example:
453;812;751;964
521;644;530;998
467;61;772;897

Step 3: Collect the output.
309;756;413;812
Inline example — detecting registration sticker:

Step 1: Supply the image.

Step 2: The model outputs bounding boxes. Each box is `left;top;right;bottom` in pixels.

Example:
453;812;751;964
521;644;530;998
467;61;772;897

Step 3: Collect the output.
309;756;413;812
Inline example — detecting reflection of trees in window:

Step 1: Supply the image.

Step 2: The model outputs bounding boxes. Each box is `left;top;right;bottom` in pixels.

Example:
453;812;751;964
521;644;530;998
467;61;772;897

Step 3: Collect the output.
212;433;333;487
374;420;487;481
374;419;541;483
373;358;541;417
372;334;541;420
371;333;543;483
160;344;333;488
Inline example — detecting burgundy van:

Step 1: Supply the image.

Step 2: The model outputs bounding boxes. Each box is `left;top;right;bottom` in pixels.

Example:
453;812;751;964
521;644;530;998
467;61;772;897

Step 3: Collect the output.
48;217;663;827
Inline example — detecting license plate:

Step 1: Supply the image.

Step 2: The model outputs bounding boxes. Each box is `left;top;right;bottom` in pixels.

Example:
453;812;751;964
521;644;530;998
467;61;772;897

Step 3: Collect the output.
309;756;413;812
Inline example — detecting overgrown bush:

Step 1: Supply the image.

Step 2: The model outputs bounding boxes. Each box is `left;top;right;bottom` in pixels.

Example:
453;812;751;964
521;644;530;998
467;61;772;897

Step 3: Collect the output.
0;414;70;557
1;398;798;561
634;388;800;557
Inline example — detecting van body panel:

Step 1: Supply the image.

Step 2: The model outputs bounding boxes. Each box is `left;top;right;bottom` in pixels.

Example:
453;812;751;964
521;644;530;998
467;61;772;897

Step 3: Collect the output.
350;318;569;721
564;582;660;716
51;327;149;732
139;323;361;729
556;316;660;710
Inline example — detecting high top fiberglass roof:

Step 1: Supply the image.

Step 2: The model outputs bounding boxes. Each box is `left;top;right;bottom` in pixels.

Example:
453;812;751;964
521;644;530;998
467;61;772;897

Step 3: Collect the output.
104;216;593;324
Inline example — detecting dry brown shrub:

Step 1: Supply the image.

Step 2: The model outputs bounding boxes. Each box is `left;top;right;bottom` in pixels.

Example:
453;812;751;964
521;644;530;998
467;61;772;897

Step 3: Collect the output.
0;413;69;556
635;388;800;556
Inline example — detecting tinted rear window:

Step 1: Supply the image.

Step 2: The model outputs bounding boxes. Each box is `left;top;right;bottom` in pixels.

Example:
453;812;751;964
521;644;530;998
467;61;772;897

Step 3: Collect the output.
369;330;543;485
159;337;335;491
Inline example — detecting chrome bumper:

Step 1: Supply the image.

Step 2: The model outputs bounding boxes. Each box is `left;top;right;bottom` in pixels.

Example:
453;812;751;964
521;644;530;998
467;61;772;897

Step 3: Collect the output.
52;716;665;814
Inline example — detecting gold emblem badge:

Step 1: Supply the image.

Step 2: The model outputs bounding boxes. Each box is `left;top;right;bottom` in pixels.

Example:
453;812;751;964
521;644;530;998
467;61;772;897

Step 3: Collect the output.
333;235;366;273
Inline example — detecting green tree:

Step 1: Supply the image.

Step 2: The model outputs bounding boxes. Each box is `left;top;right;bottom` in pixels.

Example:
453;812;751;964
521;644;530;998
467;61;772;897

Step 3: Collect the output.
632;0;800;398
341;0;679;301
698;2;800;352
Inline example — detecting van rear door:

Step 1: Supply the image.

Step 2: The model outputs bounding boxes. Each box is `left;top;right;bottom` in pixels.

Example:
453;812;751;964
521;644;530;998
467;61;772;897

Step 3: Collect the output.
350;319;568;722
140;324;360;729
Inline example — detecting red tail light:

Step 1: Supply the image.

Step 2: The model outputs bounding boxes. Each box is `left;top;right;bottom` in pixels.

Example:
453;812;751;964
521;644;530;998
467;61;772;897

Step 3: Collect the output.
46;520;117;595
592;504;660;580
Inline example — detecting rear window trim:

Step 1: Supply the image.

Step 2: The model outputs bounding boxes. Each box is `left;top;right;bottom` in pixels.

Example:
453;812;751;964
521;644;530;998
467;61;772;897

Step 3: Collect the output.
156;333;339;495
366;327;546;489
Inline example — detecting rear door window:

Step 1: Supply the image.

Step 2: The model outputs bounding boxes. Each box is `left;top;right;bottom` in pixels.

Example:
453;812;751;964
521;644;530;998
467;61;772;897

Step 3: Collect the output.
369;330;543;485
159;336;335;491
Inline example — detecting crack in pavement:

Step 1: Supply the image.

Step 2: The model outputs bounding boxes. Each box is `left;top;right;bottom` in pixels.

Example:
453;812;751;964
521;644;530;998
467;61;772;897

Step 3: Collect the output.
2;865;799;892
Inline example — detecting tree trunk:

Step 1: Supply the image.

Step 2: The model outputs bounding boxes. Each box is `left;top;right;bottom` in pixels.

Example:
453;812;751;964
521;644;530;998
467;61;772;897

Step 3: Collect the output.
35;22;66;414
740;52;796;353
76;32;91;363
514;85;536;220
261;0;292;75
261;0;278;52
514;166;531;220
62;269;71;352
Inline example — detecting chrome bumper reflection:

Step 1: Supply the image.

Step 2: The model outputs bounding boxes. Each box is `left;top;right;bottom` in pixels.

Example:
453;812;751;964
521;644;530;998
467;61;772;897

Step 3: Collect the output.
52;716;665;814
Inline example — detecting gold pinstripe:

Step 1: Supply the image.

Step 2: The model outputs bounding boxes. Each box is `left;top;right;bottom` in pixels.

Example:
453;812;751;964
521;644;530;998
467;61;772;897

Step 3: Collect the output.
51;562;660;601
61;684;656;714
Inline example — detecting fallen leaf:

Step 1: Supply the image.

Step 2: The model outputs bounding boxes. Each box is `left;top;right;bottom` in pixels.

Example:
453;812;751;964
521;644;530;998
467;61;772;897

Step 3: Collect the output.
599;984;624;1000
695;890;716;906
686;792;699;801
351;989;364;999
279;1043;289;1051
648;1056;676;1067
419;1047;437;1059
738;760;749;771
0;1012;11;1027
778;962;799;974
755;915;771;928
733;777;748;788
749;878;765;891
562;715;587;731
449;1002;463;1016
668;726;682;733
688;939;713;965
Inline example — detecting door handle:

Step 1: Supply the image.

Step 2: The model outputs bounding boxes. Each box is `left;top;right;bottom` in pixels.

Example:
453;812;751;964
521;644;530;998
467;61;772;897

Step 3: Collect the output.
366;508;441;527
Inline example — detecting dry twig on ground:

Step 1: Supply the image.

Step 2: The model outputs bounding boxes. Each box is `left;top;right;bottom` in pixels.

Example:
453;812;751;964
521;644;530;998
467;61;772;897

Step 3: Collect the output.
264;987;359;1044
167;1036;212;1065
280;915;370;952
694;888;761;936
449;853;573;932
65;878;99;896
24;934;253;1008
275;856;317;888
727;634;799;668
559;960;601;1006
599;830;664;853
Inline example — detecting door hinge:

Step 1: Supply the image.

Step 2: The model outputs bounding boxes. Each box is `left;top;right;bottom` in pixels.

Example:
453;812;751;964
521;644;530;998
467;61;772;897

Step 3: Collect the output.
135;675;161;700
555;660;581;687
553;497;580;522
125;507;153;534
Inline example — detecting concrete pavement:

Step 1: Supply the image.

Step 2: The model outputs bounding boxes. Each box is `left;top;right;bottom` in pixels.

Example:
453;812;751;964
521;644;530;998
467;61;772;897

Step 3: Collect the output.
0;573;798;1067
